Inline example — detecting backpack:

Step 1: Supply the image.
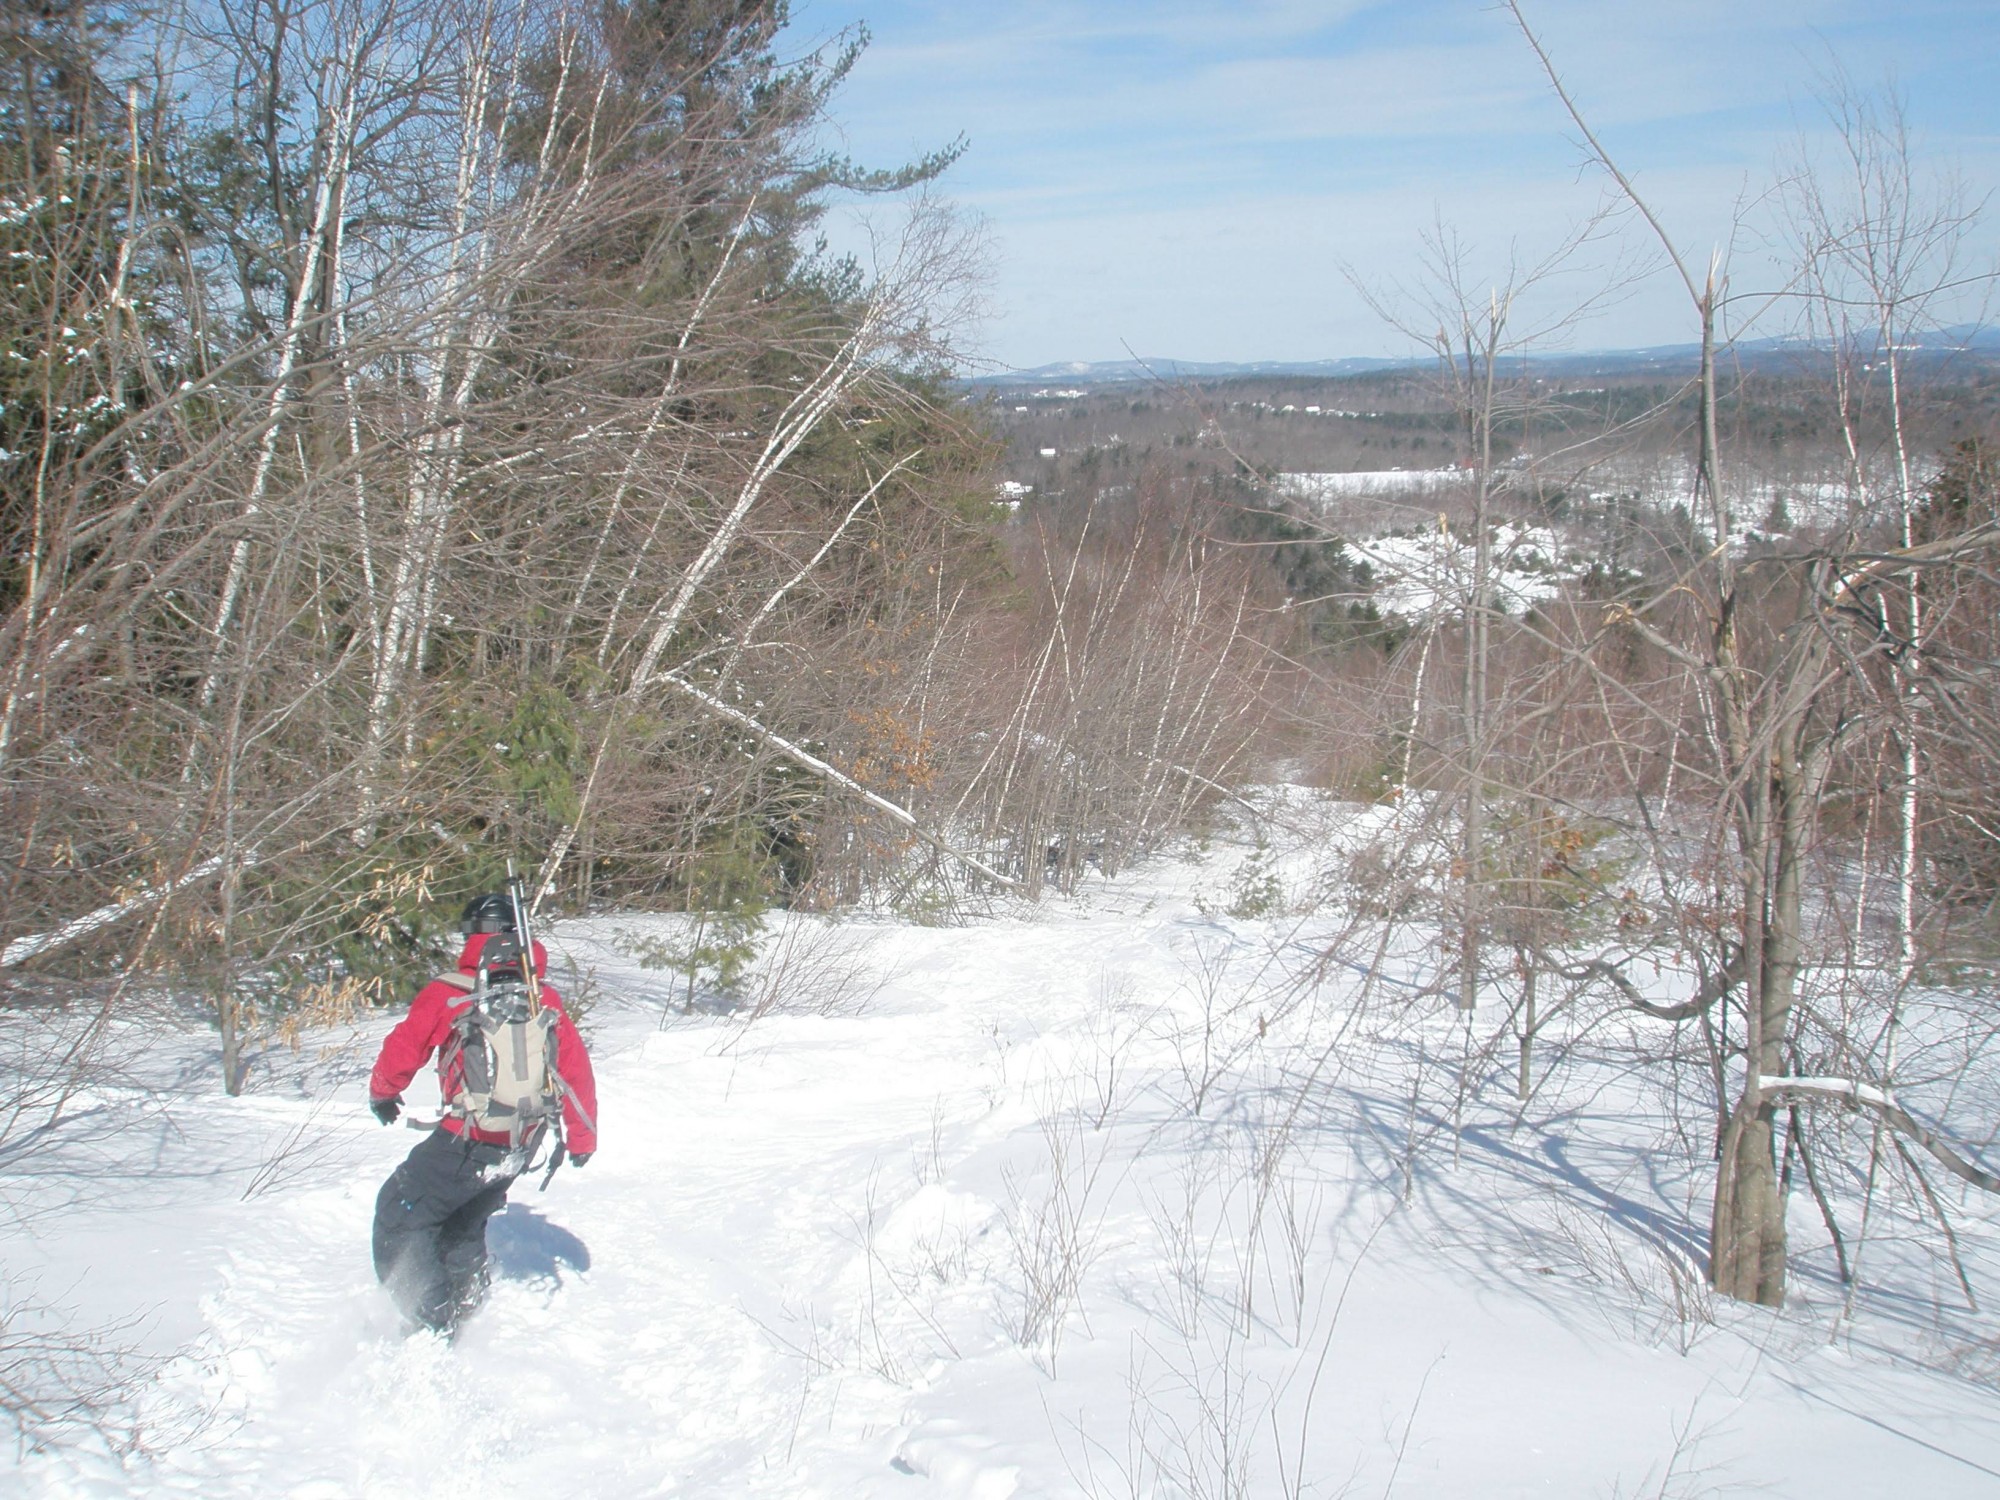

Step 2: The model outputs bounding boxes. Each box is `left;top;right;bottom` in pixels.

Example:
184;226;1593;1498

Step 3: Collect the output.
434;935;563;1151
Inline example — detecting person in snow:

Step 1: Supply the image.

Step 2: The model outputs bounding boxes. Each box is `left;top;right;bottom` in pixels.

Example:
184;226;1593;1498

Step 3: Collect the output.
367;892;598;1333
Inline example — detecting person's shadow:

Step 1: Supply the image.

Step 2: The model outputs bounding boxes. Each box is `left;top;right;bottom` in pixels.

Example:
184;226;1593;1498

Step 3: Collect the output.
487;1203;591;1285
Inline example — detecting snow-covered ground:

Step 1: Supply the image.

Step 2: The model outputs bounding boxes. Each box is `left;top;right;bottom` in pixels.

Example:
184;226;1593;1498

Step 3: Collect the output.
1278;469;1472;505
8;799;2000;1497
1346;522;1574;620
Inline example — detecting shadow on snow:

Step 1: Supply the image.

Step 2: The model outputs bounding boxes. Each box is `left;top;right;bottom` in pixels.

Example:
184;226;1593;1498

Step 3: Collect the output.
488;1202;591;1285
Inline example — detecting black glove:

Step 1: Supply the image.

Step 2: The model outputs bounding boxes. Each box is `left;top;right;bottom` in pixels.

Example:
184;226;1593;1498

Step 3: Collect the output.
370;1095;402;1126
569;1151;591;1168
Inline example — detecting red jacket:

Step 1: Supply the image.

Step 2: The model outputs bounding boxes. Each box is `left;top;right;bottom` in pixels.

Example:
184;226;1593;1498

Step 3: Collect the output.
370;933;598;1155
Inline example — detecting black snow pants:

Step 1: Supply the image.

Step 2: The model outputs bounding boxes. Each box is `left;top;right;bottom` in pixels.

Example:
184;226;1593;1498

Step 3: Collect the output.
371;1129;518;1333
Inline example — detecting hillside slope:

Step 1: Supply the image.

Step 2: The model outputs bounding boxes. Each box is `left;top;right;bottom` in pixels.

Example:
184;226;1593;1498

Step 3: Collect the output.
9;798;2000;1497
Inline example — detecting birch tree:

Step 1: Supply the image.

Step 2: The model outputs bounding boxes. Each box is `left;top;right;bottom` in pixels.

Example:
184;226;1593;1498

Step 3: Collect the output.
0;0;1022;1094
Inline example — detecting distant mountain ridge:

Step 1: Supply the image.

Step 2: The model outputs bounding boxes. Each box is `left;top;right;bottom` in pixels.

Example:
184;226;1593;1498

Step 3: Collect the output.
971;325;2000;386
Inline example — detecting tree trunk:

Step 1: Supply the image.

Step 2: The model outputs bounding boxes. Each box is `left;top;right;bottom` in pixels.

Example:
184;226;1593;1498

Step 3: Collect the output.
1711;1102;1786;1303
1709;662;1825;1305
219;986;247;1098
1516;961;1536;1103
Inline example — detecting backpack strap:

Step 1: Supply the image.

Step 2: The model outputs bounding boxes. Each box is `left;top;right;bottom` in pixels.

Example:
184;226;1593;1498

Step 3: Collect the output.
425;973;480;1129
549;1066;597;1137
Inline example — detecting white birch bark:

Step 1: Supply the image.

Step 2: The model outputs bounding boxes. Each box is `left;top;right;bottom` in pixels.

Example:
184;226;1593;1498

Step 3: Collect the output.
358;23;499;781
559;197;762;643
626;303;889;696
532;298;895;905
355;12;596;825
1;851;257;968
660;675;1015;889
715;454;915;688
196;67;359;710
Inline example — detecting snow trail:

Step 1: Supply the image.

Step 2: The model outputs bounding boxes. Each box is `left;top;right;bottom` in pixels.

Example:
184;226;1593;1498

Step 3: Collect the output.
11;803;2000;1496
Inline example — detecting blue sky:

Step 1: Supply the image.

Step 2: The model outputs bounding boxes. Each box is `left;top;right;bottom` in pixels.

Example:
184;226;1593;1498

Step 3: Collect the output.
791;0;2000;370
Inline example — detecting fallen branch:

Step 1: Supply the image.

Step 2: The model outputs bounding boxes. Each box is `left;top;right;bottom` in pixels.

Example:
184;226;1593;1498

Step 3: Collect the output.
1164;760;1269;825
1;851;254;969
661;674;1019;889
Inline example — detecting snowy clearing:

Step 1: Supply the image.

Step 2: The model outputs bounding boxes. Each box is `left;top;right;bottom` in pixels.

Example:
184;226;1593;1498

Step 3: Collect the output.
1278;469;1472;504
1346;522;1574;621
7;799;2000;1498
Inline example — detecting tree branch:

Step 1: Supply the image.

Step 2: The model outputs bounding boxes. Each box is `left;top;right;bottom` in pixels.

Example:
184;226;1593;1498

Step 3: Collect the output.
1762;1077;2000;1195
660;674;1019;889
1;851;254;969
1551;951;1741;1022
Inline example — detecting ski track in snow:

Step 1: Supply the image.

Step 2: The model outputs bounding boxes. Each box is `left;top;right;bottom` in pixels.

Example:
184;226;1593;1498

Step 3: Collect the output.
9;795;2000;1498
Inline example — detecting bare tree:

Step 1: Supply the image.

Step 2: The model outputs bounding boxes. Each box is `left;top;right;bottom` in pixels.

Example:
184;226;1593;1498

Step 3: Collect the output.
1347;213;1620;1018
0;0;994;1088
1506;0;2000;1305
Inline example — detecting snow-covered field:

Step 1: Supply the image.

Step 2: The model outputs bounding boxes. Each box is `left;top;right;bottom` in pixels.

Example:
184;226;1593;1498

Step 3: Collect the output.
1346;522;1572;620
1278;469;1473;503
8;799;2000;1498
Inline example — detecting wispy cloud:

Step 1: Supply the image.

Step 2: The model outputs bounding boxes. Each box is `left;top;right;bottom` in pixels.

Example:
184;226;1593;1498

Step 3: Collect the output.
798;0;2000;366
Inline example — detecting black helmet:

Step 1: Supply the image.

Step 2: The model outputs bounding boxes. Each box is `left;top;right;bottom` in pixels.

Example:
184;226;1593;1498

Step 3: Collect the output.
459;891;516;936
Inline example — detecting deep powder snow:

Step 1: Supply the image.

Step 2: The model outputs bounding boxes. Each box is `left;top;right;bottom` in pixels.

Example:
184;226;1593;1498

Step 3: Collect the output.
8;797;2000;1497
